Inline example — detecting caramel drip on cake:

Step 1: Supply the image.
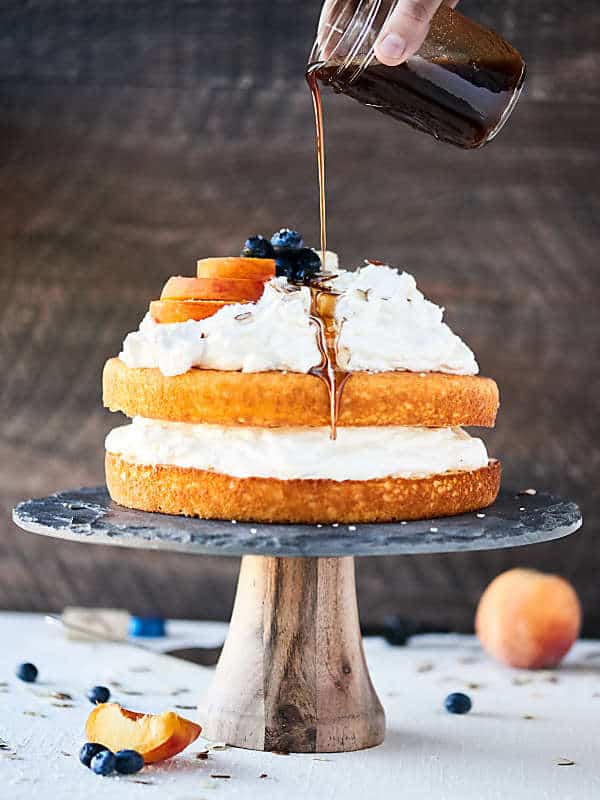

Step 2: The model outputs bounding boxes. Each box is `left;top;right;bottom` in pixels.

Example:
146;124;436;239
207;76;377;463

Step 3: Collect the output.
309;283;350;440
272;276;349;438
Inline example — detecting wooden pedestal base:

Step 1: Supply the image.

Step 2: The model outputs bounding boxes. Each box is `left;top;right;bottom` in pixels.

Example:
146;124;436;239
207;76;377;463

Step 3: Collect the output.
198;555;385;752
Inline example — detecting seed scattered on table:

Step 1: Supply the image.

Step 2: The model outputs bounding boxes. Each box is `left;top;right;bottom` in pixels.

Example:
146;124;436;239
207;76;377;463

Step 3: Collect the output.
542;674;559;683
512;676;532;686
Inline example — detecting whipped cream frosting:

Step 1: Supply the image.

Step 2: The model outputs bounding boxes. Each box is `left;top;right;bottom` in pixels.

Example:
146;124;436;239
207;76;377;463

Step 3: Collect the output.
332;264;478;374
106;418;489;481
120;261;477;377
120;279;320;377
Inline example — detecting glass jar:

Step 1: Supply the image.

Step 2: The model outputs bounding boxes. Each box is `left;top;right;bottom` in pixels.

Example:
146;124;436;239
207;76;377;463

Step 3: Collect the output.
307;0;526;148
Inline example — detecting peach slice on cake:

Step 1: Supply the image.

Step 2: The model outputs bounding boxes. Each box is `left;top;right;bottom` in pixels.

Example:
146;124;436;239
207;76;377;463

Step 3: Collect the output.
150;299;235;324
197;256;275;281
161;276;265;303
85;703;202;763
160;276;264;302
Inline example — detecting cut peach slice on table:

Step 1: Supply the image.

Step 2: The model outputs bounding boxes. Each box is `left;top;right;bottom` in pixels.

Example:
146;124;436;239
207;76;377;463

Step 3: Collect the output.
86;703;201;764
150;299;234;324
161;276;265;302
197;256;275;281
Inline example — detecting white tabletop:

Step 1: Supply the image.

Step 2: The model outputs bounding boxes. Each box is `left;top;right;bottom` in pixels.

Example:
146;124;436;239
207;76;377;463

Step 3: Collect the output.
1;612;596;799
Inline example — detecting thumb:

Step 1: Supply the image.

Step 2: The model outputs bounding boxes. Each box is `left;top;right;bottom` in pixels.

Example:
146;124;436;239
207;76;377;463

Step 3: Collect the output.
374;0;444;66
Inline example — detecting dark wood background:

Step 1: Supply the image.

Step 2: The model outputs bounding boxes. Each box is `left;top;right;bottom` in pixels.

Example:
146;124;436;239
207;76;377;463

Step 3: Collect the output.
1;0;599;632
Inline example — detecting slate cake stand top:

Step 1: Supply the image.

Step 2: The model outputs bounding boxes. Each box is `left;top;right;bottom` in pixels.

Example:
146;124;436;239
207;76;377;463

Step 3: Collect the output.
12;486;582;558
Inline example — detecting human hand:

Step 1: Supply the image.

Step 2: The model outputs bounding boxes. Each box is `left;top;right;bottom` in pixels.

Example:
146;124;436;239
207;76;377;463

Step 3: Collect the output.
374;0;459;65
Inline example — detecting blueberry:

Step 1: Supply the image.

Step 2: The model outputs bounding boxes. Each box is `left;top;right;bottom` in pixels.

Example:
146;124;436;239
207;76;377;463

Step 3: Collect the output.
275;251;298;279
293;248;321;283
80;742;109;768
115;749;145;775
241;235;275;259
296;248;321;272
90;749;116;776
444;692;472;714
382;615;419;646
270;228;304;251
16;662;38;683
87;685;111;705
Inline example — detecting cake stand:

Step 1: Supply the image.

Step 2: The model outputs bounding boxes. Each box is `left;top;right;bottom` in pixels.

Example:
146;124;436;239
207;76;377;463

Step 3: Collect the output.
13;487;581;753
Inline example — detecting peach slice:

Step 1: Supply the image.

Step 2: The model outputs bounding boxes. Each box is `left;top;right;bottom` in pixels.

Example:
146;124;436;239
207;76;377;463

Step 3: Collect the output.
197;256;275;281
150;299;233;324
85;703;202;764
161;276;265;302
475;568;581;669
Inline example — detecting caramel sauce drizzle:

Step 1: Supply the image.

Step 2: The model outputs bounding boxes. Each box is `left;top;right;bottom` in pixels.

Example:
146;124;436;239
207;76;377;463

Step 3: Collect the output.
272;276;349;439
308;283;350;440
307;67;327;262
306;69;351;438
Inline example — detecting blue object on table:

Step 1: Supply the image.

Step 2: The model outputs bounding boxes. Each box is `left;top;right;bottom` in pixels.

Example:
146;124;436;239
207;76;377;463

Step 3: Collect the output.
129;616;166;638
444;692;472;714
16;662;38;682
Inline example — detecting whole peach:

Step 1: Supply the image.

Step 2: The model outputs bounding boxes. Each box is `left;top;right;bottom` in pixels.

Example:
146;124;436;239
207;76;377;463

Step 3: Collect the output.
475;568;581;669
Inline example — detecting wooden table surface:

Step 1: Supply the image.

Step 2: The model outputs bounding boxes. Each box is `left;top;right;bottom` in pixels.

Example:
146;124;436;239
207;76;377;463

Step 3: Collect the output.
1;613;597;799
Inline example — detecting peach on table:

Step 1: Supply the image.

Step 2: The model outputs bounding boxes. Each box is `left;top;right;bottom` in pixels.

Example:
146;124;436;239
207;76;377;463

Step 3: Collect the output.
475;567;581;669
85;703;201;764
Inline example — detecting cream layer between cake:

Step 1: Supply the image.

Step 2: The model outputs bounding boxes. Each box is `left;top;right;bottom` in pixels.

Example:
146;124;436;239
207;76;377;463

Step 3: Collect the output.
105;417;489;481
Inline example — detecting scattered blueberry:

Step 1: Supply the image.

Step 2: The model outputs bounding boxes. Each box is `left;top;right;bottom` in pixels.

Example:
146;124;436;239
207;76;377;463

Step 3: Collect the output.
275;251;298;279
241;235;275;259
129;616;166;638
115;749;145;775
16;662;38;683
382;615;419;646
87;685;111;705
444;692;472;714
80;742;109;768
270;228;304;251
90;749;116;776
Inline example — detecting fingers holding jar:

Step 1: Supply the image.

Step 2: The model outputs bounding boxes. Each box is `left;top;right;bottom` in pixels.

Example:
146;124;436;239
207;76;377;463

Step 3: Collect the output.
374;0;460;66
